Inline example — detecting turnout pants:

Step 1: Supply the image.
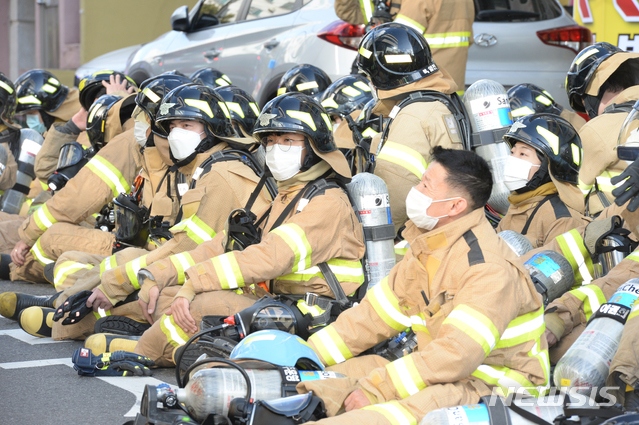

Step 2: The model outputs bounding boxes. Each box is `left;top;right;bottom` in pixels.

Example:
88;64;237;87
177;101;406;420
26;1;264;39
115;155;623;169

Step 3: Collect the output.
0;213;24;255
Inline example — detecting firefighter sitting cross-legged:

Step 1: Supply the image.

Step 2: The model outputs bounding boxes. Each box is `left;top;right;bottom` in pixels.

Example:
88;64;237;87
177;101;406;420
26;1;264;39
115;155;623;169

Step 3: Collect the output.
297;147;550;425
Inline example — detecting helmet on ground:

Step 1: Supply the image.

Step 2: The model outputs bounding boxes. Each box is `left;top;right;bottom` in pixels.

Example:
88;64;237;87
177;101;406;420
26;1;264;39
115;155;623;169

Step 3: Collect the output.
135;74;192;136
320;74;374;120
155;84;237;163
14;69;69;113
253;92;351;178
566;42;622;113
277;64;332;100
357;22;438;90
229;330;324;371
508;83;563;119
78;70;137;111
213;85;261;137
0;73;19;130
86;94;123;151
190;68;233;89
503;113;582;185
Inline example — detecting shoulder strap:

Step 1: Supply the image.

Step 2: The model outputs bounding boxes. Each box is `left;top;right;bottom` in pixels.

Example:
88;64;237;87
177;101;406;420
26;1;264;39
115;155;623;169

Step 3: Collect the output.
548;194;572;219
520;194;557;235
462;229;485;266
603;100;636;115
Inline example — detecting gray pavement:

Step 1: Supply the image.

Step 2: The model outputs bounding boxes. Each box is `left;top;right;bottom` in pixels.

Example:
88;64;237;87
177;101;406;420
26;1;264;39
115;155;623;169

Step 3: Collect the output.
0;280;177;425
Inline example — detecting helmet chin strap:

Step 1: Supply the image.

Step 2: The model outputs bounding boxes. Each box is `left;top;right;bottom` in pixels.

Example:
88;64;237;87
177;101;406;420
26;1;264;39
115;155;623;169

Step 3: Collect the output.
583;94;601;119
300;137;321;172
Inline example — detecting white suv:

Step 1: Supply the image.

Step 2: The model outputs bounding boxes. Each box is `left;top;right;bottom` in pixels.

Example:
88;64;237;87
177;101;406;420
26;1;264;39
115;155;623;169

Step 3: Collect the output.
76;0;590;108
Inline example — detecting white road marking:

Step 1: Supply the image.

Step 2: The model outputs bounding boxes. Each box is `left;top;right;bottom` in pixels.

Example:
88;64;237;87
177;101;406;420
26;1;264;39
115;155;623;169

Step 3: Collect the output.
0;329;70;345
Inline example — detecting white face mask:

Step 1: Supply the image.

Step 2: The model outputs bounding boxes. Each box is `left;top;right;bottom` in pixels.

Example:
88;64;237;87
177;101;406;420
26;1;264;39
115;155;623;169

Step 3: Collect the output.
134;120;150;146
265;144;304;181
405;187;460;231
502;155;540;191
168;127;204;161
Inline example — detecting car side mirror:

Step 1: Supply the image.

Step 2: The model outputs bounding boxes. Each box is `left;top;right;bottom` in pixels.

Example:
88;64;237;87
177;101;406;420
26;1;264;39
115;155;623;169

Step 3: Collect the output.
171;5;190;32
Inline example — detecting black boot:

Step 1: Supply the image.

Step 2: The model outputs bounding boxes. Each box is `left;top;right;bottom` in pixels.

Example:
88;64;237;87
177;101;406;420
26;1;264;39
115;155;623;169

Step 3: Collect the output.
0;291;61;321
94;315;151;336
0;253;12;280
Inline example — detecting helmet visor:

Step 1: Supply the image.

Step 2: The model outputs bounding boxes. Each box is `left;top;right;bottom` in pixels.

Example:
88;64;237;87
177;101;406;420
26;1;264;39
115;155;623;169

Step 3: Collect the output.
56;142;86;169
249;305;296;334
114;202;143;242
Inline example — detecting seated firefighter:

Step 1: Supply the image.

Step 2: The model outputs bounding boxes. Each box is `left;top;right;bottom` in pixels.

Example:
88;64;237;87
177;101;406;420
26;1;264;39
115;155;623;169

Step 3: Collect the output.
496;114;590;248
97;93;366;366
297;147;549;425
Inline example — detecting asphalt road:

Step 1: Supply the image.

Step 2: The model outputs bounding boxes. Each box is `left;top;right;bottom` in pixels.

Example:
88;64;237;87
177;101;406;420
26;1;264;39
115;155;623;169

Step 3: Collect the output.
0;279;177;425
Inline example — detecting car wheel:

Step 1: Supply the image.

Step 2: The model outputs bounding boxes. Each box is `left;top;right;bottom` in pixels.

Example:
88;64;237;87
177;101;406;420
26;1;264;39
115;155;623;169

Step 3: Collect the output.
259;74;285;108
129;72;150;86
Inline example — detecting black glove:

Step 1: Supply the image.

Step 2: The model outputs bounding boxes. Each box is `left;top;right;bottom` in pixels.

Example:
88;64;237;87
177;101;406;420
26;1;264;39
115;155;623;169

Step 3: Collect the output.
612;160;639;211
583;215;629;258
53;290;93;325
72;348;154;377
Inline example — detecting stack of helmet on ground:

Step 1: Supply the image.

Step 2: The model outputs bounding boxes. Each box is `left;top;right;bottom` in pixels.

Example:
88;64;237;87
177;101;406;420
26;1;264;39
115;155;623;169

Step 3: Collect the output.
0;16;638;425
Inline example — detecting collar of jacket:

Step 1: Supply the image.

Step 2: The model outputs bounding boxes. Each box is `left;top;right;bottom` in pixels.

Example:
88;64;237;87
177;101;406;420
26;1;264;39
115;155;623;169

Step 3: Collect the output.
178;141;229;178
508;182;557;206
402;207;486;260
276;160;332;191
605;85;639;106
48;87;80;121
585;53;639;97
372;69;459;116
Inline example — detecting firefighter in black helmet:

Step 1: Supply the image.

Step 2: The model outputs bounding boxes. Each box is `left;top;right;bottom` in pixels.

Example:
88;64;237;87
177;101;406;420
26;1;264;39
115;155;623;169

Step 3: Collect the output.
0;72;19;192
277;64;332;100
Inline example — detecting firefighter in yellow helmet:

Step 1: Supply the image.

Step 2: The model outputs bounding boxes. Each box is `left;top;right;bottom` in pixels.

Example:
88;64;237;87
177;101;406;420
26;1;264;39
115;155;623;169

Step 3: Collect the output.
295;147;548;424
335;0;474;90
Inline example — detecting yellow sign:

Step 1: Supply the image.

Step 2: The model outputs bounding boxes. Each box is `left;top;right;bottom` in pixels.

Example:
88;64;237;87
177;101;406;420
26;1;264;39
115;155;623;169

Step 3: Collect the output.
574;0;639;50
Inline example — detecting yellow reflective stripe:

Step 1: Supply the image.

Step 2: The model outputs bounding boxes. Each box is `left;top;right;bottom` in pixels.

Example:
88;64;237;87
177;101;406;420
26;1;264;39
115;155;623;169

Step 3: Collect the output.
595;170;623;193
410;314;429;334
33;204;57;232
578;179;593;196
296;299;325;317
394;240;409;257
271;223;312;272
85;156;130;197
369;277;411;332
363;401;417;425
170;215;216;245
496;307;545;348
27;201;39;216
53;261;94;289
386;355;427;398
570;284;606;320
125;255;148;290
359;0;374;23
210;252;244;290
424;31;471;48
99;255;117;277
18;95;41;105
472;364;539;397
627;251;639;264
30;238;54;265
443;305;499;356
530;338;551;396
169;252;196;285
160;314;189;348
92;308;112;319
394;14;426;33
308;325;352;366
555;229;593;285
362;127;379;137
378;141;428;179
628;304;639;321
321;96;339;110
278;259;364;284
0;80;13;94
511;106;535;117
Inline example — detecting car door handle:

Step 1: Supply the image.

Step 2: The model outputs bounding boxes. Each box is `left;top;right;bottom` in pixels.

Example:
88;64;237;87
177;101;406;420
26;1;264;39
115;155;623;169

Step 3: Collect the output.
474;33;497;47
264;39;280;49
204;49;221;59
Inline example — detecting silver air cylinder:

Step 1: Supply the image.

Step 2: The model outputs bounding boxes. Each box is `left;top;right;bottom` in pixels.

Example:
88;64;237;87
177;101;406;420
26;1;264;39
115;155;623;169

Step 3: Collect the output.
0;143;8;178
0;128;45;214
346;173;396;290
498;230;533;257
594;235;630;279
463;80;514;215
524;250;574;305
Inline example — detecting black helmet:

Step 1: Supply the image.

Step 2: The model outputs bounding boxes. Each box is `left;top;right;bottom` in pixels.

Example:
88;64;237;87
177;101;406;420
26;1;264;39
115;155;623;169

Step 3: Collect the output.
190;68;233;89
14;69;69;113
508;84;563;119
135;74;192;136
253;92;335;153
155;83;237;140
160;70;188;78
0;73;19;130
357;22;438;90
277;64;332;100
566;42;622;113
78;70;137;111
503;113;582;185
213;85;261;136
86;94;123;151
320;74;374;119
356;98;383;136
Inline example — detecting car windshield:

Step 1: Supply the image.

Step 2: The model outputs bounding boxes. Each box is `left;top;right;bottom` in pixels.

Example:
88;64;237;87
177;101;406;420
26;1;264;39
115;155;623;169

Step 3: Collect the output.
189;0;243;30
475;0;563;22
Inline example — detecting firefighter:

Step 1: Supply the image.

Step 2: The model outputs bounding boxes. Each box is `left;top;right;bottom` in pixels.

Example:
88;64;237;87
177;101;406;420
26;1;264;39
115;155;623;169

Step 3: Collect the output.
27;85;272;342
357;23;465;233
334;0;474;91
92;93;365;366
566;42;639;214
296;147;548;424
507;83;587;131
496;114;590;248
277;64;332;100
